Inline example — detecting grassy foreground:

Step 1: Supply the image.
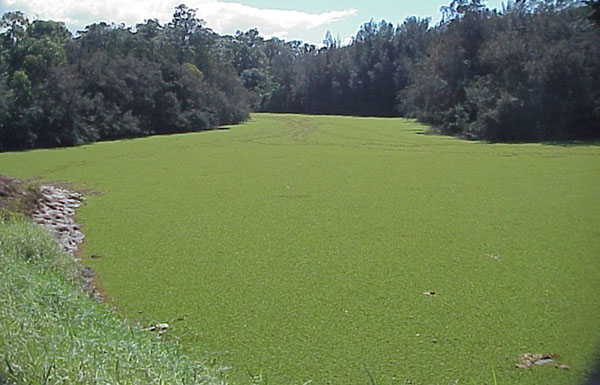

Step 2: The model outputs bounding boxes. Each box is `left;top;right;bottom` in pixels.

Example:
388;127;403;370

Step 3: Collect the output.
0;217;229;384
1;113;599;384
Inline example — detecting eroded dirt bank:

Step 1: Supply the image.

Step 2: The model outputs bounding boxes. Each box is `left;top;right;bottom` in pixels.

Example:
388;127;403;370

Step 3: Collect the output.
1;175;100;299
32;185;85;257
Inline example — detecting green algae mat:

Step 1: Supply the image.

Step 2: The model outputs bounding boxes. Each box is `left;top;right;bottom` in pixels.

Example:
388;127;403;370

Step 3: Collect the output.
1;114;599;384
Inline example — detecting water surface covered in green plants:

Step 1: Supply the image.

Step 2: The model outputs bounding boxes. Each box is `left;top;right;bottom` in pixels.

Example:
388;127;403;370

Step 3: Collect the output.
1;114;599;384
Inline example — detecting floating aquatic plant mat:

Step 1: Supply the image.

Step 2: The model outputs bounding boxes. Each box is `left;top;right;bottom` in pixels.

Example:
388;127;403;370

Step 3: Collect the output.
1;114;599;384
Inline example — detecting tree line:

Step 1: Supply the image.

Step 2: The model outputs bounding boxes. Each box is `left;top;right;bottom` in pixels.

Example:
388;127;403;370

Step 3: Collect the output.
0;5;251;151
246;0;600;141
1;0;599;151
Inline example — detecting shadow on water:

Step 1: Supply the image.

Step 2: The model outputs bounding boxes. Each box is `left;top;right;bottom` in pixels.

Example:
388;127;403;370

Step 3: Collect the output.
587;363;600;385
413;129;600;146
542;140;600;147
585;350;600;385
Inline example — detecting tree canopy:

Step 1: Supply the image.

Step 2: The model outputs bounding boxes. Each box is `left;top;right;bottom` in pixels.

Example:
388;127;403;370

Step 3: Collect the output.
0;5;250;151
1;0;599;151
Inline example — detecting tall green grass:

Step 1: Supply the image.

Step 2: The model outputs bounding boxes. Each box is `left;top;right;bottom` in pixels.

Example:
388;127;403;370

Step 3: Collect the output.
1;114;599;384
0;217;229;385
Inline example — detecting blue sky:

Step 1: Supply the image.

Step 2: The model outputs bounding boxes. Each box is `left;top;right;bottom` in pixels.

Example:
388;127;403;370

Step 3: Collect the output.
0;0;505;44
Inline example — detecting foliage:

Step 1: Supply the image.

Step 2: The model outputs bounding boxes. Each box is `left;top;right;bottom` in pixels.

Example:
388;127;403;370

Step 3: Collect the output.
1;114;599;384
0;217;230;384
400;0;600;141
1;0;598;146
218;0;599;141
587;0;600;24
0;5;250;151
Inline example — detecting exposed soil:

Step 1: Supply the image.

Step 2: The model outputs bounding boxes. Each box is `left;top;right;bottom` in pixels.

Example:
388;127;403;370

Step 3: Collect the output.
1;175;101;300
0;175;41;216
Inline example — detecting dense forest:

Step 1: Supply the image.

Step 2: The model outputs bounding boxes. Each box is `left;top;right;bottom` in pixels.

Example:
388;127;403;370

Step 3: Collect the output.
0;0;599;151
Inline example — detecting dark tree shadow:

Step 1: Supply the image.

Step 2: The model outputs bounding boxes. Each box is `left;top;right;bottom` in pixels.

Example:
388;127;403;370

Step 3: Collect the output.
587;358;600;385
412;129;600;146
542;140;600;147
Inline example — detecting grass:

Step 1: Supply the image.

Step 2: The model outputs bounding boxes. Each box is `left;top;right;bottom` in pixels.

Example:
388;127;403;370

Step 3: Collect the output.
1;113;599;384
0;217;230;384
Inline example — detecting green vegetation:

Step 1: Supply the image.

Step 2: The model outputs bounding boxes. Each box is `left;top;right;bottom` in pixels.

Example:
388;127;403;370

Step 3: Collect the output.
0;216;229;384
0;5;250;151
1;114;599;384
1;1;599;151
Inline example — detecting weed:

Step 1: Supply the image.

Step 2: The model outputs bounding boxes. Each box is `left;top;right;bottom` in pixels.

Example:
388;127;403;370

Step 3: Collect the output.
1;114;598;384
0;218;229;385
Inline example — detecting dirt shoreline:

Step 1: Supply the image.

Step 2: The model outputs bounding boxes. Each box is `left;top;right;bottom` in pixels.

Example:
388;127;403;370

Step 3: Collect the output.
1;175;103;300
32;185;85;257
31;185;103;300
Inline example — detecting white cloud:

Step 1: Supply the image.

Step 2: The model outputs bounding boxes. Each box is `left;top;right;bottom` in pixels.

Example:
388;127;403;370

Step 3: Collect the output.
196;1;357;39
0;0;357;42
